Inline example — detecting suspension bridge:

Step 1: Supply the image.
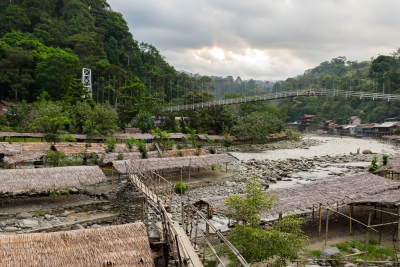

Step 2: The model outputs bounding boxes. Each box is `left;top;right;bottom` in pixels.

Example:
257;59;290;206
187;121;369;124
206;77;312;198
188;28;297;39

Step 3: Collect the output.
162;88;400;112
125;161;250;267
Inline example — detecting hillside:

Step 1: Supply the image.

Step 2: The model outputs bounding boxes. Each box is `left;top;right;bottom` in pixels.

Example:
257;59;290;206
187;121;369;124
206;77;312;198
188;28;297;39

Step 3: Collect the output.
276;54;400;124
0;0;178;103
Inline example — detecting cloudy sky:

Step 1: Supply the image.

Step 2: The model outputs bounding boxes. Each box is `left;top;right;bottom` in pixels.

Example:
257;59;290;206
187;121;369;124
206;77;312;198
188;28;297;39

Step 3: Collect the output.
108;0;400;80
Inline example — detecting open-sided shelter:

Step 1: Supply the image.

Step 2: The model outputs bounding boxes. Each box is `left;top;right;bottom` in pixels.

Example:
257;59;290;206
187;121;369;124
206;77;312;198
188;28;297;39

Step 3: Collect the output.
0;166;106;193
0;222;154;267
197;173;399;219
2;152;44;167
374;158;400;179
112;154;238;174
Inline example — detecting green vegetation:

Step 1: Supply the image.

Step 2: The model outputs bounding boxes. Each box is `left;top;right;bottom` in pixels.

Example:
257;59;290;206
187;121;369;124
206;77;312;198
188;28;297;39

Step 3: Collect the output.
223;175;308;266
135;139;148;159
332;237;395;261
151;128;174;153
104;138;117;153
44;149;82;167
123;136;136;151
35;210;42;217
368;155;389;173
231;112;285;145
174;182;187;195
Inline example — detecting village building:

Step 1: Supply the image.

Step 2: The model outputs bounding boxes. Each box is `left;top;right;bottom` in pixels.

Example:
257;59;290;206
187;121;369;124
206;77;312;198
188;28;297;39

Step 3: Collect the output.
355;124;377;137
373;121;398;137
318;120;335;133
348;116;361;125
299;114;314;131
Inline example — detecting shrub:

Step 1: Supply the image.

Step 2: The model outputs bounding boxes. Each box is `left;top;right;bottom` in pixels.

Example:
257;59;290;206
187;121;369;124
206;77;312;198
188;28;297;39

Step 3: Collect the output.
208;146;216;154
174;182;188;195
382;155;389;166
136;139;148;159
123;137;136;151
116;151;124;160
105;138;117;153
176;149;184;157
5;137;12;144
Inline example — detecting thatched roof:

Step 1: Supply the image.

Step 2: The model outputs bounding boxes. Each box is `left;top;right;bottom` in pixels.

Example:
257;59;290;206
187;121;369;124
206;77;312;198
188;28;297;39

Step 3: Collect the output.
0;143;22;156
101;149;207;168
196;134;235;141
3;152;44;165
0;166;106;192
374;158;400;175
0;222;154;267
113;153;238;174
198;173;400;219
0;132;43;138
21;143;50;152
100;151;169;166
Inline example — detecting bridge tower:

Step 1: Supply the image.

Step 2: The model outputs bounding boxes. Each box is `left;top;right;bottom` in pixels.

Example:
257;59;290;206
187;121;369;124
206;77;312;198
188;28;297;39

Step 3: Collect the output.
82;68;92;97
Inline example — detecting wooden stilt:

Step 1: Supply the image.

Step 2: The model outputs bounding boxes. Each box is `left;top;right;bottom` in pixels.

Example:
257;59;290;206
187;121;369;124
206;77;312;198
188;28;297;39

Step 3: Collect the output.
226;163;228;173
325;209;329;245
141;198;144;222
189;159;191;181
112;169;114;189
215;236;221;267
312;206;314;220
365;213;372;266
374;203;377;219
180;169;184;227
350;204;353;234
206;204;210;240
318;204;322;237
398;206;400;251
379;204;383;244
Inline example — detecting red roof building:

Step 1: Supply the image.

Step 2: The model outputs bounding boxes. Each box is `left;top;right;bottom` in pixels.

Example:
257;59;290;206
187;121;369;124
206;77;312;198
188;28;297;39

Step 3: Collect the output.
299;114;314;130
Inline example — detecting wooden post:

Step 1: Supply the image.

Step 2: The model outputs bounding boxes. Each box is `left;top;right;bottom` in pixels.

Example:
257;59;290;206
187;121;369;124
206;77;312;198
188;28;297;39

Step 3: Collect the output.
206;204;210;240
188;159;191;181
350;204;353;234
180;169;184;228
325;209;329;245
94;184;96;199
365;213;372;266
398;206;400;251
226;163;228;173
379;204;383;244
318;204;322;237
312;206;314;220
112;169;114;189
215;236;221;267
203;236;207;264
141;198;144;222
374;203;377;219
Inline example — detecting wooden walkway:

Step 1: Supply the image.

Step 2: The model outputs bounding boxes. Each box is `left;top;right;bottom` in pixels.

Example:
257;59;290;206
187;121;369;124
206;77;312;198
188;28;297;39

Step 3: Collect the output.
163;88;400;112
128;173;203;267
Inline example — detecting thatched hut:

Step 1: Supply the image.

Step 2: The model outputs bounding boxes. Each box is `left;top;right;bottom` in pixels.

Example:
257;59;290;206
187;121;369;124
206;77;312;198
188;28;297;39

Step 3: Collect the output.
197;173;400;219
0;166;107;192
0;222;154;267
112;154;238;174
3;151;44;167
374;158;400;179
0;143;22;156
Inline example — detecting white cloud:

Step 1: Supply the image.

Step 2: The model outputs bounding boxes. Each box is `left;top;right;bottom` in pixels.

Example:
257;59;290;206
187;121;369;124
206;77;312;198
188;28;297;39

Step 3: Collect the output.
108;0;400;79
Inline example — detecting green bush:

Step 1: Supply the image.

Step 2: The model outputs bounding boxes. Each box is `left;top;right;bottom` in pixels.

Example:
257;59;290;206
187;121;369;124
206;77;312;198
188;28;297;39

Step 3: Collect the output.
208;146;216;154
174;182;188;195
105;138;117;153
176;149;184;157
